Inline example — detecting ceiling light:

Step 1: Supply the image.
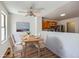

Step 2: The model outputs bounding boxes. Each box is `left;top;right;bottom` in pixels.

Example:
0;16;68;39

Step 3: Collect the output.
60;13;66;16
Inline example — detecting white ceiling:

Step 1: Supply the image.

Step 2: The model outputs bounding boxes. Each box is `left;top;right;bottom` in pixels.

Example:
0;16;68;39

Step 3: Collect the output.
2;1;79;20
45;1;79;20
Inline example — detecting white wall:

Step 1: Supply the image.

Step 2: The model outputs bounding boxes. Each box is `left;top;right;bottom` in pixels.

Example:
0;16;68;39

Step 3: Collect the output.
0;2;10;57
10;14;42;36
41;31;79;58
58;17;79;33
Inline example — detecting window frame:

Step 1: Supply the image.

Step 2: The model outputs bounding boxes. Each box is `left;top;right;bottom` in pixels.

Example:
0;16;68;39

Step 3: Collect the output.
0;10;7;43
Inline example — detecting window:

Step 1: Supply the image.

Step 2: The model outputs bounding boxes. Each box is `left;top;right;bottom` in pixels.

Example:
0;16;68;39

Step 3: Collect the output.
1;11;7;42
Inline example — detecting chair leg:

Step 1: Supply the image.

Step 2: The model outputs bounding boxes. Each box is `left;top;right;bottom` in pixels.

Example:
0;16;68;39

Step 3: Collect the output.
21;51;23;58
12;53;15;58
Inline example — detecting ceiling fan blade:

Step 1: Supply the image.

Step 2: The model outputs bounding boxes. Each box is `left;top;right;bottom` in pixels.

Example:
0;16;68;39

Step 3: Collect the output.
31;2;36;9
24;14;30;16
32;10;40;13
33;12;42;17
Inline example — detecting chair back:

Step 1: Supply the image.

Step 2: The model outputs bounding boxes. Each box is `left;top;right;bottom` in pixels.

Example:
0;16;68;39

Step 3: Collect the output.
9;34;16;49
9;34;16;57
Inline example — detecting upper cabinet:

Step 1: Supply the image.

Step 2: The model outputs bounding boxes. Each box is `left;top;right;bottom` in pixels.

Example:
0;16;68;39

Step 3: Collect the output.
42;19;57;30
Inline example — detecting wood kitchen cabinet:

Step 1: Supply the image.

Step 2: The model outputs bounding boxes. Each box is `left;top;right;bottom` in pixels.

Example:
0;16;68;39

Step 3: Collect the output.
42;19;57;30
42;20;50;29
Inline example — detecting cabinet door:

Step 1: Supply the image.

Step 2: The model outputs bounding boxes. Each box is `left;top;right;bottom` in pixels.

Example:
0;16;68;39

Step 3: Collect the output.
42;20;57;29
49;21;57;29
45;21;50;29
42;21;49;29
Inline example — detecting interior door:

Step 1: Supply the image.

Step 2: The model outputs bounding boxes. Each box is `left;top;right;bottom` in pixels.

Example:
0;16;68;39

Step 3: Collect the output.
67;21;75;33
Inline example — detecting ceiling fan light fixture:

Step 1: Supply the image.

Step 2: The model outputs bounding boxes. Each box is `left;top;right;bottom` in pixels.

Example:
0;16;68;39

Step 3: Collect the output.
18;3;44;17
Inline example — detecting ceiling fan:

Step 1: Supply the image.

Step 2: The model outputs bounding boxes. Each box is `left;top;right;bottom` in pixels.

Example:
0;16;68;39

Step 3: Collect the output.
18;3;44;17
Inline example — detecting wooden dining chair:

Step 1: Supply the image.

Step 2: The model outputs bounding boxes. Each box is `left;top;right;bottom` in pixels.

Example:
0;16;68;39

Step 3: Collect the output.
9;34;24;58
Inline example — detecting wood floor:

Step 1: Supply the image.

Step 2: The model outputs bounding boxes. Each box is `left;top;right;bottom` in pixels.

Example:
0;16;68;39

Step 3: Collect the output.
14;45;59;58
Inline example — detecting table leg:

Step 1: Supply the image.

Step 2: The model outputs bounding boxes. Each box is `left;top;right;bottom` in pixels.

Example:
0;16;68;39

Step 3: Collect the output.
22;45;24;58
23;43;27;58
37;43;40;57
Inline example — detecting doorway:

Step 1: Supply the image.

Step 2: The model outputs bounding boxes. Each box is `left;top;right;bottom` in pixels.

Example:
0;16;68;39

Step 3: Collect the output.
67;21;75;33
